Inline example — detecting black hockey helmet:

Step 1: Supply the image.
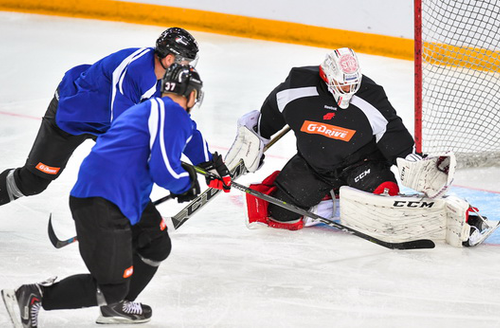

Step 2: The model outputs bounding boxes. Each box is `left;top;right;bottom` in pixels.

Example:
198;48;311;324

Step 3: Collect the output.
155;27;199;64
161;63;204;107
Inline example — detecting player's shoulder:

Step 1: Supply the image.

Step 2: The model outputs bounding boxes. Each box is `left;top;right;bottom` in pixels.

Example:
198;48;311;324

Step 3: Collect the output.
358;75;385;93
122;47;155;69
109;47;154;58
278;65;321;90
156;97;191;120
288;65;319;80
118;48;156;84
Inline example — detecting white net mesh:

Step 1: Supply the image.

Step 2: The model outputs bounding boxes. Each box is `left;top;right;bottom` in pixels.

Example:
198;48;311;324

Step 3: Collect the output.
420;0;500;167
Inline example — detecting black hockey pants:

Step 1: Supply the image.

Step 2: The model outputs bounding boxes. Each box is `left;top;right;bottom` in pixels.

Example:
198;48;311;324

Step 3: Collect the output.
269;154;397;222
41;197;171;310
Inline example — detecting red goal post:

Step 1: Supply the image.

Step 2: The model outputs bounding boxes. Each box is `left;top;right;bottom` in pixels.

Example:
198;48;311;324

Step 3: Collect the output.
414;0;500;168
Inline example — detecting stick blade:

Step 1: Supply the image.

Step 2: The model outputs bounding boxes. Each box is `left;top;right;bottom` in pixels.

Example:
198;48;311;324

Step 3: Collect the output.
48;214;77;249
384;239;436;250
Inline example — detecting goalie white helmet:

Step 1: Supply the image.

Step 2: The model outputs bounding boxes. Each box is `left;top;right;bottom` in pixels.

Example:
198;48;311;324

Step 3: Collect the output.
319;48;362;109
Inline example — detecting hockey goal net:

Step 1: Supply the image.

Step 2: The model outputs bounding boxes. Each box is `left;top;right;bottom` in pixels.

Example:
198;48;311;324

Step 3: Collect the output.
414;0;500;168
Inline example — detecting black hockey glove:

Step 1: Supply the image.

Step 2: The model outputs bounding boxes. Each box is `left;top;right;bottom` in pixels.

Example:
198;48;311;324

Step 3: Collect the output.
171;163;201;203
198;152;232;192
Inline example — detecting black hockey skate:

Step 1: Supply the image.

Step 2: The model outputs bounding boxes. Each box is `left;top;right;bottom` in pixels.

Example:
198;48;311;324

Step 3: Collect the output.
2;283;43;328
97;300;152;324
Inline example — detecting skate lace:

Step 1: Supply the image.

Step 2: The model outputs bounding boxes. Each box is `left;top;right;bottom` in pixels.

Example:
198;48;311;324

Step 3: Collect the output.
122;301;143;315
31;301;42;327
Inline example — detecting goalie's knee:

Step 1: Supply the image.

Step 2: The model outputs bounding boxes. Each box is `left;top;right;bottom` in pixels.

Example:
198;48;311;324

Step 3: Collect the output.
245;171;279;227
373;181;399;196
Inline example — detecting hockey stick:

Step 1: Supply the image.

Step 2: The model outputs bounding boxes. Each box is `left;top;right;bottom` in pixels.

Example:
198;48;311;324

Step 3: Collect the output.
192;166;436;250
161;126;291;231
48;194;174;249
48;126;291;248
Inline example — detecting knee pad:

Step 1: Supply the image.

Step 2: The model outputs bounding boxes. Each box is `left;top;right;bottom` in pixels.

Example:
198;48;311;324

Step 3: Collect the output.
268;188;304;222
15;167;52;196
373;181;400;196
98;281;130;305
137;232;172;265
246;171;280;224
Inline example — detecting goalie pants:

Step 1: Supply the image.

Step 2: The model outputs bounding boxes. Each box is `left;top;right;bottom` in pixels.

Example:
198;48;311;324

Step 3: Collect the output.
269;154;398;222
0;91;95;205
41;197;171;310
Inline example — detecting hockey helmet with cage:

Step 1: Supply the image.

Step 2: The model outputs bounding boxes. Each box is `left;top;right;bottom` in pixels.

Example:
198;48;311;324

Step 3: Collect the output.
319;48;362;109
155;27;199;65
161;63;204;109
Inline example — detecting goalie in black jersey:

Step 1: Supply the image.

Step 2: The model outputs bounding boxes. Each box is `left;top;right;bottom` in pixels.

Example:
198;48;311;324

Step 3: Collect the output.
235;47;460;233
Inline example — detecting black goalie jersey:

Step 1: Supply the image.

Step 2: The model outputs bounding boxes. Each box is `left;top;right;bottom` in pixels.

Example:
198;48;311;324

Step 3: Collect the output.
257;66;415;174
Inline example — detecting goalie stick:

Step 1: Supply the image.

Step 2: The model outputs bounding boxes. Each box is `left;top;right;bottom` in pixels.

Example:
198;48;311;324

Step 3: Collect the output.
48;126;291;249
192;166;436;250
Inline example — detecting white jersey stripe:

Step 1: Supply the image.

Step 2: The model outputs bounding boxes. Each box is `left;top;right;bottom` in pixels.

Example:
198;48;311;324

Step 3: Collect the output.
154;99;189;180
111;47;151;121
148;99;159;151
350;95;388;142
276;87;319;112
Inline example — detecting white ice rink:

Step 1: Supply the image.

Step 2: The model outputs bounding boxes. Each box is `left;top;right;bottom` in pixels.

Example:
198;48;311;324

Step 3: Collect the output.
1;12;500;328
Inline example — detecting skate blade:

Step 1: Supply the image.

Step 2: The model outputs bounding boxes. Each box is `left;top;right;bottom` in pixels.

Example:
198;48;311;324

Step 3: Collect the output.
96;315;151;324
468;221;500;247
1;289;22;328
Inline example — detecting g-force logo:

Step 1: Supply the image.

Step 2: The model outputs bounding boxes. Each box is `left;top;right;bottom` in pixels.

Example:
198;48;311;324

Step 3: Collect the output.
300;120;356;141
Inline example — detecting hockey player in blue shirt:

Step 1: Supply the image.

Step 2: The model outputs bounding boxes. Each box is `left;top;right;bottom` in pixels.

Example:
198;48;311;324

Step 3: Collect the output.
0;27;199;206
1;64;232;326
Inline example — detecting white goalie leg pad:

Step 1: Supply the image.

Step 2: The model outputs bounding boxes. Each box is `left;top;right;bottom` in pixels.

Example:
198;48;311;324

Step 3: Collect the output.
339;186;472;247
444;195;471;247
224;110;269;172
339;186;447;242
397;152;456;198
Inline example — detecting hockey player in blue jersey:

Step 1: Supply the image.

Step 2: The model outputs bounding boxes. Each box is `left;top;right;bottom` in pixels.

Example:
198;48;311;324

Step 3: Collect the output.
1;64;232;326
0;27;199;206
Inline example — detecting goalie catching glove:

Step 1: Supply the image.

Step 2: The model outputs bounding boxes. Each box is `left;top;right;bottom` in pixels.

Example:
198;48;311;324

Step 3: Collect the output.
224;110;270;173
199;152;232;192
397;152;456;198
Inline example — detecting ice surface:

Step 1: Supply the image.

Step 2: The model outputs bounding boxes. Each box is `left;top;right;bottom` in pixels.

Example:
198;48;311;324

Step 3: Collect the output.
1;12;500;328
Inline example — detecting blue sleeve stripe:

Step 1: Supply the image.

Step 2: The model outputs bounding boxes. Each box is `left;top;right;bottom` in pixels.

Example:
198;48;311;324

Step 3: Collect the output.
110;47;150;121
153;99;189;180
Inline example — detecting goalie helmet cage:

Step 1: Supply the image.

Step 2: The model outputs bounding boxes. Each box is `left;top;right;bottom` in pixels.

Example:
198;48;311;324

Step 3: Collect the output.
414;0;500;168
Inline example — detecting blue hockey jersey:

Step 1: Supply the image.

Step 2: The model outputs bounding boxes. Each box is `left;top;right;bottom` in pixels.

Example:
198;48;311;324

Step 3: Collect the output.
70;96;212;225
56;47;161;136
